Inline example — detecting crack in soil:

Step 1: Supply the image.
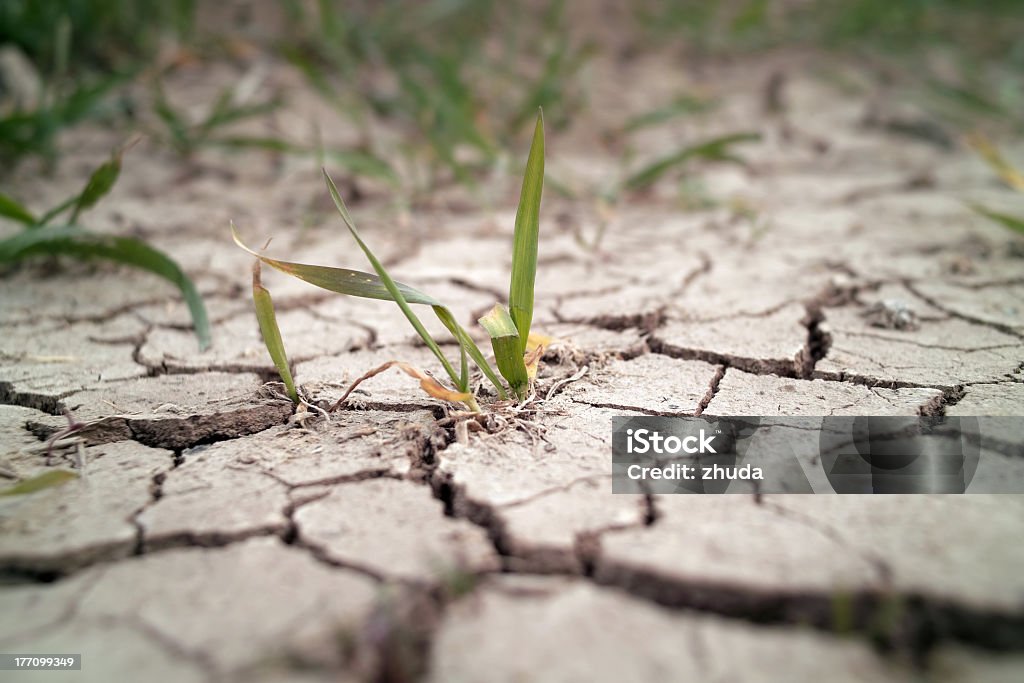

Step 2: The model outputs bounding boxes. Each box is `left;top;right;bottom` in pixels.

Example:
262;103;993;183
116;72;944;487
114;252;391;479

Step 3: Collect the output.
673;251;713;297
648;338;807;378
903;280;1024;341
568;399;699;417
801;303;833;378
695;365;726;416
812;366;968;394
0;381;77;415
414;416;1024;665
553;304;666;334
24;400;295;451
117;613;219;680
589;548;1024;660
5;391;1024;677
835;329;1021;353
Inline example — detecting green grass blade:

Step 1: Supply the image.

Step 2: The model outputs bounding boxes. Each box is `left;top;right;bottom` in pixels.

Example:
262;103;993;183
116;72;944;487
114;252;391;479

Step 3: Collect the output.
70;148;123;223
234;229;497;394
202;94;281;134
0;470;78;496
509;110;545;354
0;192;37;226
968;202;1024;236
37;195;79;227
207;136;398;186
0;225;211;350
232;224;441;305
322;170;462;388
252;261;299;403
432;305;507;399
153;85;190;154
478;304;528;400
624;132;760;191
211;136;301;154
322;149;399;186
623;94;715;133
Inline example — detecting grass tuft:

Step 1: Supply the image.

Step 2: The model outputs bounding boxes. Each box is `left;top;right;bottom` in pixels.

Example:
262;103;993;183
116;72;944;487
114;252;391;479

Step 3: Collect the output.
231;111;550;409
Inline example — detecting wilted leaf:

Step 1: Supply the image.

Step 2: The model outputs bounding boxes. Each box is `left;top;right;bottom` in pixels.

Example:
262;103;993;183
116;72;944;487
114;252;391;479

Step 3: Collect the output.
396;362;474;403
526;331;554;352
967;134;1024;192
329;360;473;410
524;342;546;382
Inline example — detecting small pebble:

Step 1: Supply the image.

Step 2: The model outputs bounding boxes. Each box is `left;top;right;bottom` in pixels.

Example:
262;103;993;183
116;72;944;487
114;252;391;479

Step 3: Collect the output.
862;299;919;331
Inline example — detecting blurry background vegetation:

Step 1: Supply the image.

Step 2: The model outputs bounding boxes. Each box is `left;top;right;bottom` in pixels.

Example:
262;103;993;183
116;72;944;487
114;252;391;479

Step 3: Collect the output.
0;0;1022;184
2;0;1022;348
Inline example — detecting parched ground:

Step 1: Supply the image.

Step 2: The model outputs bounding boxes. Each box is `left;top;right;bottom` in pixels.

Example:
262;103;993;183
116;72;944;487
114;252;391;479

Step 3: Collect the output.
1;45;1023;682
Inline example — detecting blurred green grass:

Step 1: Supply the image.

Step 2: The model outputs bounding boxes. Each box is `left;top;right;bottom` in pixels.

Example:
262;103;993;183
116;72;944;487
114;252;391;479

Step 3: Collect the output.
1;0;1021;180
0;0;195;71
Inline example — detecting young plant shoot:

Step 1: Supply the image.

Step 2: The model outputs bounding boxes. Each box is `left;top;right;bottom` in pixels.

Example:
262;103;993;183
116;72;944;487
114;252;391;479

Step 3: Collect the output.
251;259;299;404
234;110;547;411
0;144;211;349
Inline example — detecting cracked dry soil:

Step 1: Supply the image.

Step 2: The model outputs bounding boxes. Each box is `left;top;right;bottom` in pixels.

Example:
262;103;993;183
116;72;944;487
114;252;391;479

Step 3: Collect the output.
2;43;1024;683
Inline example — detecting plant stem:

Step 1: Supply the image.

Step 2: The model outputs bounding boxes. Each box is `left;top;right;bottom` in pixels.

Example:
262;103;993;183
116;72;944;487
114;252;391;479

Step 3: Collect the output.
463;395;481;413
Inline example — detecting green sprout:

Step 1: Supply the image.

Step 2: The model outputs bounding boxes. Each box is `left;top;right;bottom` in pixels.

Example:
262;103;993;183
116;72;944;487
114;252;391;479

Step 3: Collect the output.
620;93;717;135
151;81;284;159
0;13;127;172
234;111;548;411
0;144;211;349
280;0;587;198
252;259;299;404
151;79;400;186
553;126;759;254
623;131;761;192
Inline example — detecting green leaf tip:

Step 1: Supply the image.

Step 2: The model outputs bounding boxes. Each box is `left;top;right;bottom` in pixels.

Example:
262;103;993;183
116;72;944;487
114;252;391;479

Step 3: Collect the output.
231;222;440;306
0;192;37;226
508;110;545;355
70;139;137;224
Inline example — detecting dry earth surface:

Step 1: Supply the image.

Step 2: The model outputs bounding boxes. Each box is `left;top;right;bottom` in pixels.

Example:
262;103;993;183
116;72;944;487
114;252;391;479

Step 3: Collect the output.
2;37;1023;683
